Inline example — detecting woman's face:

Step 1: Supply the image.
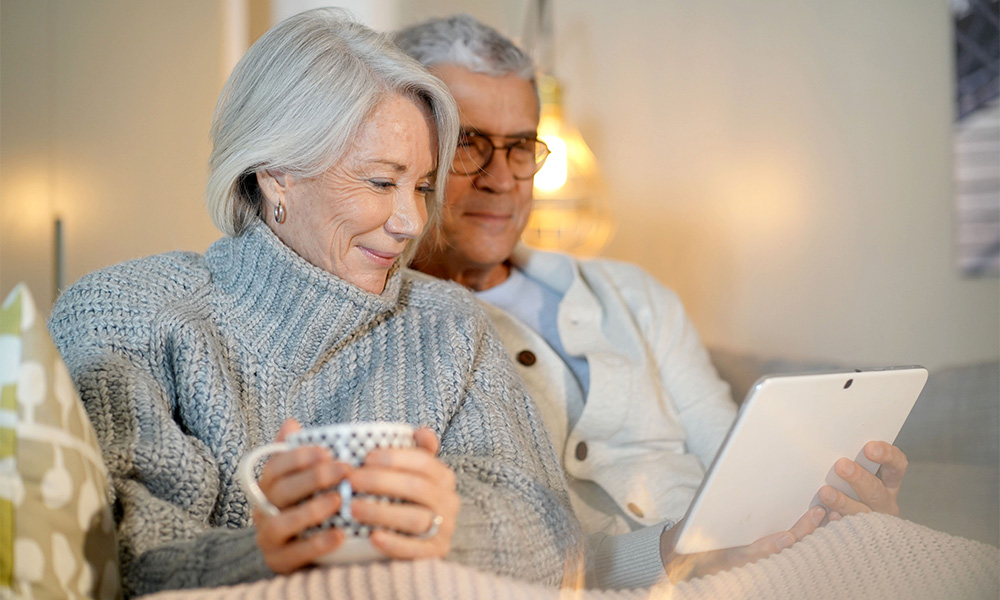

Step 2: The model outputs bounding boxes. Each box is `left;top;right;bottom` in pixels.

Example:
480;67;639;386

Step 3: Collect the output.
259;94;438;295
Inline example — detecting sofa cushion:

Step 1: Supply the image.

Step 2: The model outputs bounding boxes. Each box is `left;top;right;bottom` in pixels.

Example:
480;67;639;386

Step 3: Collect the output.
0;284;120;599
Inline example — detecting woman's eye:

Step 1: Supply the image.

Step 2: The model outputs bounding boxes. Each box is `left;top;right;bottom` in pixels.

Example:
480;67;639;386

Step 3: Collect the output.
417;183;435;195
369;179;396;190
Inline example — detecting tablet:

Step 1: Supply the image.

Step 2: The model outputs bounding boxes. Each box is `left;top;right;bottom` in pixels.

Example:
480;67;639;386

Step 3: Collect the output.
672;366;928;554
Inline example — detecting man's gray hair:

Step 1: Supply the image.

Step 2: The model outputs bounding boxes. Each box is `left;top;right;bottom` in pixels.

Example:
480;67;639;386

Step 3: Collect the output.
207;7;459;249
394;14;535;80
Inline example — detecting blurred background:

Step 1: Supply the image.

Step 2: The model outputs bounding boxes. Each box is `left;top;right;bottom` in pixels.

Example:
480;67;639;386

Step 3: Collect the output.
2;0;998;372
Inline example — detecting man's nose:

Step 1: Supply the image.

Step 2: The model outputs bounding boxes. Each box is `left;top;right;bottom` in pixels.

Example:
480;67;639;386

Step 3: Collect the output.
474;148;517;193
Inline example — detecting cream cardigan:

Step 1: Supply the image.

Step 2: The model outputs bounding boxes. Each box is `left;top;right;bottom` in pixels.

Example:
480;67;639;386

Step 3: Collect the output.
479;245;738;588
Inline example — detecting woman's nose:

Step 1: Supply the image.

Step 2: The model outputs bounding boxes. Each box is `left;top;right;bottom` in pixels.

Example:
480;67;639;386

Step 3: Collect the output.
385;192;427;239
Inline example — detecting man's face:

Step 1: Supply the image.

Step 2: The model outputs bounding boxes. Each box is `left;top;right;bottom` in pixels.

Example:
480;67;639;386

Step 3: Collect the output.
431;64;540;275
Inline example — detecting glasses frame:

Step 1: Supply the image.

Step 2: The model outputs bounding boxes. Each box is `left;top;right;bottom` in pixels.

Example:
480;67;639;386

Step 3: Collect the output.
451;131;551;181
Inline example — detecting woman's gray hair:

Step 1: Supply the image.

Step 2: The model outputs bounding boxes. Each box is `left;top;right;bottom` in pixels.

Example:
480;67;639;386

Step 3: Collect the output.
207;7;459;258
394;14;535;80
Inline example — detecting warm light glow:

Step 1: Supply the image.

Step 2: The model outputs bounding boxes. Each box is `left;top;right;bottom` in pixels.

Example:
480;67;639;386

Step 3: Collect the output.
534;135;567;191
524;75;615;256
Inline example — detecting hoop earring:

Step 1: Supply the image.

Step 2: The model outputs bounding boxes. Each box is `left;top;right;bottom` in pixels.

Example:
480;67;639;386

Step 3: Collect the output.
273;200;286;224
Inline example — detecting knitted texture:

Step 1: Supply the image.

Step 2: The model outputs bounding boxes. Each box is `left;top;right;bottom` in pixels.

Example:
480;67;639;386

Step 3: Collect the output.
48;222;582;597
142;513;999;600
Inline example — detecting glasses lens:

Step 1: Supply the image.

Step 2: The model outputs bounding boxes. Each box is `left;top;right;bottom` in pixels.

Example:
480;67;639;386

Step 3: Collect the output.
451;134;551;179
453;133;492;175
533;139;550;169
507;139;540;179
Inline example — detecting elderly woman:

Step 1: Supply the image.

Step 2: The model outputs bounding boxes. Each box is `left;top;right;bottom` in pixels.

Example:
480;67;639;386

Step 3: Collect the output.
48;8;580;597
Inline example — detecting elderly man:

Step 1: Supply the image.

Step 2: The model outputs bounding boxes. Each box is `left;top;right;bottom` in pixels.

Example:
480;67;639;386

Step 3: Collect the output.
395;15;909;588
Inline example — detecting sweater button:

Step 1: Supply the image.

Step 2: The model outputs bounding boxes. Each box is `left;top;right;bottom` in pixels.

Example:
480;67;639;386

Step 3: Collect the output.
516;350;537;366
627;502;645;518
575;441;588;461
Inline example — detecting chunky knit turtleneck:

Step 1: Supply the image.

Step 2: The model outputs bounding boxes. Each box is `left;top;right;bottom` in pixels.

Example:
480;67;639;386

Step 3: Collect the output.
205;223;403;373
49;222;582;597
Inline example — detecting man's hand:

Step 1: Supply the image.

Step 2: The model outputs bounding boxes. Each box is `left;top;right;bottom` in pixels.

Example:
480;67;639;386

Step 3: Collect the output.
660;505;827;583
818;440;907;521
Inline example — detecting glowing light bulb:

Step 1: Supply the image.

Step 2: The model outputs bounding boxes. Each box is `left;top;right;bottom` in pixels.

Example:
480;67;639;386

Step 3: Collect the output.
535;134;567;192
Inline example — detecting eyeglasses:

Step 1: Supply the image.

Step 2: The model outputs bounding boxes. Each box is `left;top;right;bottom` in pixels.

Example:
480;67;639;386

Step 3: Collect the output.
451;131;550;180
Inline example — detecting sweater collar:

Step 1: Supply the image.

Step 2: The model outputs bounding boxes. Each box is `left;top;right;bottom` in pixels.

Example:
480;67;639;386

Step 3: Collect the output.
205;220;403;372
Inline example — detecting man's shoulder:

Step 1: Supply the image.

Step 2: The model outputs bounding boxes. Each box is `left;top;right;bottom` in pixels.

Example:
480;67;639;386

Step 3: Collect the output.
577;255;673;291
580;255;653;278
516;245;655;281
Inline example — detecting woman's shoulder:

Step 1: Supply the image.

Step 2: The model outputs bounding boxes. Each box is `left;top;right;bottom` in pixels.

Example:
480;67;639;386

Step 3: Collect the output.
50;251;212;335
63;251;209;300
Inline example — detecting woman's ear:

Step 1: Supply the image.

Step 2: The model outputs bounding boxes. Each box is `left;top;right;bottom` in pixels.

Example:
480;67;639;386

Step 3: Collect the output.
256;169;289;209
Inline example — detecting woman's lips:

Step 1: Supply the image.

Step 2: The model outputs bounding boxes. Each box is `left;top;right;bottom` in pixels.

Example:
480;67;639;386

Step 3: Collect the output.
359;246;400;267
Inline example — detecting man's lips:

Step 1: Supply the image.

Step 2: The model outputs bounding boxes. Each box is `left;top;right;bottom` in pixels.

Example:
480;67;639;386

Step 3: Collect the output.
464;211;511;222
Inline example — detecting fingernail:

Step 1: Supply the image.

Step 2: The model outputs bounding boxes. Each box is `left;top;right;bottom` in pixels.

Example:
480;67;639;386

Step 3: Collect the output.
819;486;836;504
776;534;794;551
869;444;882;459
811;506;826;526
838;459;855;476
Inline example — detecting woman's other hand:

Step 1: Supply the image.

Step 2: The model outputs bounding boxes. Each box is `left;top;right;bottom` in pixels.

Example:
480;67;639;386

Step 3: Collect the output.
347;427;461;559
660;505;826;583
253;418;349;574
818;440;908;521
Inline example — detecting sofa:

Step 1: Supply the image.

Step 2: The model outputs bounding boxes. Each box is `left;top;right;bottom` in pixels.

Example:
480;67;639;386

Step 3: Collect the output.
3;284;998;599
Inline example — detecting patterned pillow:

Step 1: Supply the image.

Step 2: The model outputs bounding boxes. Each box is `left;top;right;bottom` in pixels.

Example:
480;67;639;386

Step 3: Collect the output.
0;284;120;599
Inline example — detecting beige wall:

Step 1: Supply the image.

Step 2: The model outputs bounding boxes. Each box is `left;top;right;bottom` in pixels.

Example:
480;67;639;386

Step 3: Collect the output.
2;0;997;371
1;0;228;312
398;0;1000;370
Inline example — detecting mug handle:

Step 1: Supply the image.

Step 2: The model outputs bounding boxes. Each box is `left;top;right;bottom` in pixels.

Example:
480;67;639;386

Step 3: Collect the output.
237;442;290;517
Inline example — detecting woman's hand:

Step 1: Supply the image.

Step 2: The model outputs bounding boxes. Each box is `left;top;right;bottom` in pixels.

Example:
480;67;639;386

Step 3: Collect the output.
818;440;908;521
660;505;826;583
253;418;349;574
346;427;460;559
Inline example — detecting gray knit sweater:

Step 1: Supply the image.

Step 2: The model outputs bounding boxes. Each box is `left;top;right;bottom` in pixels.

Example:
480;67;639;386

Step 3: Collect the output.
48;222;583;597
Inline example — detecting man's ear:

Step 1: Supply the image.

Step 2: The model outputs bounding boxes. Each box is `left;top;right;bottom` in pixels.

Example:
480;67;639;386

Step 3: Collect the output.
256;169;289;209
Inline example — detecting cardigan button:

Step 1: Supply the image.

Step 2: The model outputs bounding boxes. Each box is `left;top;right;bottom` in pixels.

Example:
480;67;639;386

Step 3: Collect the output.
516;350;537;366
627;502;645;518
574;441;588;461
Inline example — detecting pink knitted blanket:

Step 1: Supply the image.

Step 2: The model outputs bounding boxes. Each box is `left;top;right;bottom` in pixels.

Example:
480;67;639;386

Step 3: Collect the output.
146;513;999;600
